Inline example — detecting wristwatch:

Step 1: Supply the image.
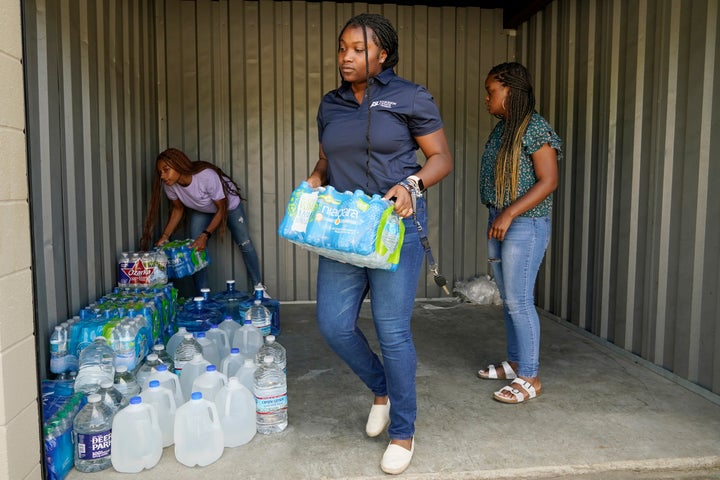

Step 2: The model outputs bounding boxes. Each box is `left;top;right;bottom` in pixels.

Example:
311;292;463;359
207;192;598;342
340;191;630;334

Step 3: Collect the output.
407;175;425;192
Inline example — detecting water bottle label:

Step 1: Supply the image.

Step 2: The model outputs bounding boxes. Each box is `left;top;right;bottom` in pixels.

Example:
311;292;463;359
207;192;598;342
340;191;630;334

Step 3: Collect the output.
76;430;112;460
256;392;287;413
290;191;319;233
259;324;271;337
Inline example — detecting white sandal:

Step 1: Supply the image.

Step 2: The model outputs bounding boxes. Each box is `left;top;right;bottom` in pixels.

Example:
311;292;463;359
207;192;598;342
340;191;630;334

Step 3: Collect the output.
477;361;517;380
493;378;541;404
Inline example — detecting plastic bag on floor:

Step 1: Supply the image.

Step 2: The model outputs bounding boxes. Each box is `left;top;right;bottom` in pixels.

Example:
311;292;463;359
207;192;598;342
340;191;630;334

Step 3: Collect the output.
453;275;502;305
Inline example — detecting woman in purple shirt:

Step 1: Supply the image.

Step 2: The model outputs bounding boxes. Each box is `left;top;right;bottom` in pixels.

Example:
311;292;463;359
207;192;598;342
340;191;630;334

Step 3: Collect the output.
140;148;264;294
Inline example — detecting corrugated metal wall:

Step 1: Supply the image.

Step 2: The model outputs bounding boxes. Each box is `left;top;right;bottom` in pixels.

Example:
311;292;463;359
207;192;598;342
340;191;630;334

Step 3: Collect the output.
23;0;720;395
24;0;159;375
516;0;720;393
152;0;512;299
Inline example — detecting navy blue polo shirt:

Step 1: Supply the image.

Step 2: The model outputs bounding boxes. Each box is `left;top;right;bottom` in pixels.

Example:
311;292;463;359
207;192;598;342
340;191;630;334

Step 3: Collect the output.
317;68;443;195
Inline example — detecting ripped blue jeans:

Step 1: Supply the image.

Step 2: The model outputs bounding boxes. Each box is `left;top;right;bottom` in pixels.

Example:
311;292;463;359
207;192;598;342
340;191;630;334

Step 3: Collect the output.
188;201;262;292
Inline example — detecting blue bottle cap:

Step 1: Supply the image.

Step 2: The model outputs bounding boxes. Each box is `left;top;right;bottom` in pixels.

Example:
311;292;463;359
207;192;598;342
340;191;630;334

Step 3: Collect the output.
196;332;206;338
130;396;142;404
231;347;240;354
156;364;168;372
207;365;216;372
149;380;160;388
191;392;202;400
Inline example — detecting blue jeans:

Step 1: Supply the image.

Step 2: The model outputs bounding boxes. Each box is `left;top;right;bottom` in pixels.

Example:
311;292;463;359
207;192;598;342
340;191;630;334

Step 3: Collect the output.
316;198;426;440
487;206;550;378
189;201;263;292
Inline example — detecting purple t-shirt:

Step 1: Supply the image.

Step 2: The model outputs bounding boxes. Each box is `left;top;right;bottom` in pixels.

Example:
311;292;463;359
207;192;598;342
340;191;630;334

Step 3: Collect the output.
163;168;240;213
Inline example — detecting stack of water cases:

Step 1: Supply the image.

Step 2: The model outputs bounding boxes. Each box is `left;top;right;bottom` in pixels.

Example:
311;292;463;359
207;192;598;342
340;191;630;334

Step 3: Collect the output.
49;284;177;383
42;380;85;480
117;249;168;289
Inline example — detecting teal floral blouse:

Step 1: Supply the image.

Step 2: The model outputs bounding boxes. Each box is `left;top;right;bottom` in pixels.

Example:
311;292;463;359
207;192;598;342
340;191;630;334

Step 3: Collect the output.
479;112;562;217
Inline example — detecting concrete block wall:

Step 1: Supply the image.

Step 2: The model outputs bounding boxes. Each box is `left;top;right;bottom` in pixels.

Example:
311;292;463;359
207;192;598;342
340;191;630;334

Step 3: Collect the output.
0;0;42;478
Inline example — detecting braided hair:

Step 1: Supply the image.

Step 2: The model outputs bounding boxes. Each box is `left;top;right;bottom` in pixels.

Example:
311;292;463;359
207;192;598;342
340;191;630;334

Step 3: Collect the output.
489;62;535;206
139;148;242;250
339;13;398;72
338;13;399;190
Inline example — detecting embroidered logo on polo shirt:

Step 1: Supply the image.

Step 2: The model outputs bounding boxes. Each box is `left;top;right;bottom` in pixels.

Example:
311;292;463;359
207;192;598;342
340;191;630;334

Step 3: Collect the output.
370;100;397;109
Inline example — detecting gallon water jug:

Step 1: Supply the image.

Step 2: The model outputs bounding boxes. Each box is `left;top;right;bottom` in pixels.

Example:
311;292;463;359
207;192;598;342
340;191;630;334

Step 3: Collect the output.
174;392;224;467
235;358;258;394
146;363;184;408
206;324;231;360
112;396;162;473
217;314;241;344
220;347;244;378
179;353;210;403
195;331;220;367
140;380;177;447
74;337;116;394
111;396;162;473
215;377;256;447
191;365;228;403
232;318;263;360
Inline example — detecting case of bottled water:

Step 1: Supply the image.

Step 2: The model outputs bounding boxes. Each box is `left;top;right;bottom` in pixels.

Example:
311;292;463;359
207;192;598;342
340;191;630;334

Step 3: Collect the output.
42;380;83;480
279;181;405;271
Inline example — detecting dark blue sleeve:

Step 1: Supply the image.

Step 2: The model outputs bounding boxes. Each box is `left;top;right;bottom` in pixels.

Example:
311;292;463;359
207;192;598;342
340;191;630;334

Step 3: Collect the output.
408;86;444;137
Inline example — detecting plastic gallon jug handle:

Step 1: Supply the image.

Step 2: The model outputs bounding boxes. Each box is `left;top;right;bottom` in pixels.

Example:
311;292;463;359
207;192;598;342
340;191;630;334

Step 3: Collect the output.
147;404;159;426
224;395;232;417
165;389;177;413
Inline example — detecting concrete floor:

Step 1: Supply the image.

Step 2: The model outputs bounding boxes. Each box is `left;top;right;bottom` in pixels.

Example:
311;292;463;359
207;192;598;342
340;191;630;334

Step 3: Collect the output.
66;300;720;479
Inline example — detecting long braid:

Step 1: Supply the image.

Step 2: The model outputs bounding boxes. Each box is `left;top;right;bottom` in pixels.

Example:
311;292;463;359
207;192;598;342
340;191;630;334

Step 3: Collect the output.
490;62;535;206
140;148;242;249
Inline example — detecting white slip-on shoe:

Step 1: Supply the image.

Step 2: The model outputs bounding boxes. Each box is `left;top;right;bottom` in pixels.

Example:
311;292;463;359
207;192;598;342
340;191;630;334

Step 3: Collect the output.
365;400;391;437
380;438;415;475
